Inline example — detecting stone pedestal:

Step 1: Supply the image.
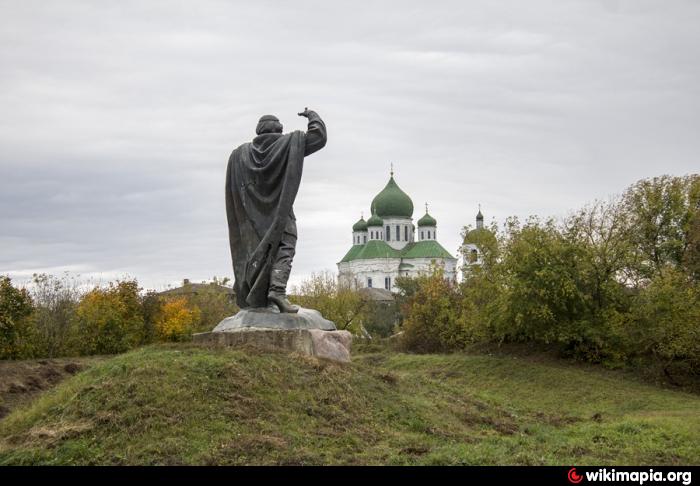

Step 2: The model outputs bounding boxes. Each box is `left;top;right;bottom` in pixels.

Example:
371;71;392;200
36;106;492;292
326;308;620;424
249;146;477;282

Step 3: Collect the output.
213;307;336;332
192;307;352;363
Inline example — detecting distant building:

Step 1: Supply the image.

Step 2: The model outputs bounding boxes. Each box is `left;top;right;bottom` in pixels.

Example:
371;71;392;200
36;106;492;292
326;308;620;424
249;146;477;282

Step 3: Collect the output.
462;208;485;266
337;170;457;291
459;207;496;278
158;279;233;298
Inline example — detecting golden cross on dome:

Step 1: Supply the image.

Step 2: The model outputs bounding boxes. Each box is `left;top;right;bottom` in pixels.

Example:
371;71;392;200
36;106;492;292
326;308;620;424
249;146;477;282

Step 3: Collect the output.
425;202;429;213
390;162;394;177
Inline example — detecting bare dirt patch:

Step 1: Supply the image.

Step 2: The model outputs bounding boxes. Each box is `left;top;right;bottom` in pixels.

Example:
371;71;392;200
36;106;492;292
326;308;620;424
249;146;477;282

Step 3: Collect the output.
0;356;103;419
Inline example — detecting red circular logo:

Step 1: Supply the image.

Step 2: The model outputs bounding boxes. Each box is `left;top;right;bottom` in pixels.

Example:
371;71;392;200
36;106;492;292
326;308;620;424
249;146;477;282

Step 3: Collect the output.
568;467;583;484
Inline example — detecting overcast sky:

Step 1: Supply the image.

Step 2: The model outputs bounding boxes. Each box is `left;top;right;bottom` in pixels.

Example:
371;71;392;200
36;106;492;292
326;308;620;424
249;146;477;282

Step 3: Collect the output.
1;0;699;291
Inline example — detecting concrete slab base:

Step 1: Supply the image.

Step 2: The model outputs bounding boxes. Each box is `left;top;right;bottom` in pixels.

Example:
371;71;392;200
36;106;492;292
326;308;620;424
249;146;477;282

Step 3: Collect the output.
213;307;336;332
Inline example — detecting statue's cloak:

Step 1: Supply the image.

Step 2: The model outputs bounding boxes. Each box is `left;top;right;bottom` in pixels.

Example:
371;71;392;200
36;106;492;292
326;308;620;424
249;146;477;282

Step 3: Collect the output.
225;130;306;308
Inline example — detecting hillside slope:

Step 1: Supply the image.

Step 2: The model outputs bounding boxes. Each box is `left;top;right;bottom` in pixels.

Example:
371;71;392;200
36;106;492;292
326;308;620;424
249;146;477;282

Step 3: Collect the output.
0;344;698;465
0;356;105;420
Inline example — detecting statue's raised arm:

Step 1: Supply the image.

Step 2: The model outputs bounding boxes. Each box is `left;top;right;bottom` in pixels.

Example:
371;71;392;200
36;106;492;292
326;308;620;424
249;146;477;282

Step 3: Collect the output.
298;108;327;157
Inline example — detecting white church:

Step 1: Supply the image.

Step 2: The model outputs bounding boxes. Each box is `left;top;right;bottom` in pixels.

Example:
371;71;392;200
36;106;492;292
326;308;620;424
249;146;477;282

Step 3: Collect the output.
337;170;458;292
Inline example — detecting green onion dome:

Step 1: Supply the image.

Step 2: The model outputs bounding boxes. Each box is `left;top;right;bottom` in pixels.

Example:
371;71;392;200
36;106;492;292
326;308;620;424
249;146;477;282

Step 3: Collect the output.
352;217;368;232
370;175;414;218
417;212;437;227
366;210;384;227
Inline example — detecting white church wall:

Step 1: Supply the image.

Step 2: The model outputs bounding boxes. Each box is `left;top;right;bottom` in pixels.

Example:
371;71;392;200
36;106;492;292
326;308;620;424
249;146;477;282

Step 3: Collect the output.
339;258;401;291
402;257;458;281
339;255;458;292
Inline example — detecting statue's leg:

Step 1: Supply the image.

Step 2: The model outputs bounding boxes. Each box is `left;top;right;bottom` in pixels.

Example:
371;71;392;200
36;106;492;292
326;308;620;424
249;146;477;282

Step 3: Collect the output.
268;217;299;313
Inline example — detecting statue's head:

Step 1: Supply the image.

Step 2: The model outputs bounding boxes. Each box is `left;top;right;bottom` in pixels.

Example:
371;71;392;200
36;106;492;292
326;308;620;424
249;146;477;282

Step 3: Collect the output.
256;115;283;135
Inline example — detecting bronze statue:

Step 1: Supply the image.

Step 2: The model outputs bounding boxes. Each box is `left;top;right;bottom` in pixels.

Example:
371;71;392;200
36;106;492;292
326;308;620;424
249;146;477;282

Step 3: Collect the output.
225;108;327;313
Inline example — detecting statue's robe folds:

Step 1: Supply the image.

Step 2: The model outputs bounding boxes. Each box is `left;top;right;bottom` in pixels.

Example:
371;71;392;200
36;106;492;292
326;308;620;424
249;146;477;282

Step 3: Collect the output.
226;114;326;309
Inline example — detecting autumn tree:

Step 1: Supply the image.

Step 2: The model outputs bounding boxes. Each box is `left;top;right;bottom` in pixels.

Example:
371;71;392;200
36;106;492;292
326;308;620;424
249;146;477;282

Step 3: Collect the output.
622;174;700;282
682;199;700;281
155;297;201;342
632;267;700;378
400;268;464;352
140;290;163;344
182;280;237;333
74;280;144;355
290;271;366;334
564;198;633;317
29;273;83;357
499;217;589;344
0;276;34;359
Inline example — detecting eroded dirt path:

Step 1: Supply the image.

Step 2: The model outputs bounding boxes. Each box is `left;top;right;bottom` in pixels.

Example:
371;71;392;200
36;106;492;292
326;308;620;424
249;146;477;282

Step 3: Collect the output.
0;356;106;419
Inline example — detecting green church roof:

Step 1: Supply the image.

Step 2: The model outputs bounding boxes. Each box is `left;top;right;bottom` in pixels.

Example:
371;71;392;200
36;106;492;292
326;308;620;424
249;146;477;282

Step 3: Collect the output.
356;240;399;259
352;217;368;231
400;240;455;260
417;212;437;227
339;244;365;263
338;239;456;264
370;175;413;218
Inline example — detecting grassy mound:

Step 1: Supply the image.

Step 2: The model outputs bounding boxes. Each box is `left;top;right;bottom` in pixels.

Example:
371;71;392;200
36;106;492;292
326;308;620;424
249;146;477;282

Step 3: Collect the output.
1;344;698;465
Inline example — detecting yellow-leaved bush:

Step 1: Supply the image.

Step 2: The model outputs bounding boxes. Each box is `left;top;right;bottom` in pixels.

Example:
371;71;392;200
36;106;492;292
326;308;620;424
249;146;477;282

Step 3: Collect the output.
155;297;201;342
74;280;144;355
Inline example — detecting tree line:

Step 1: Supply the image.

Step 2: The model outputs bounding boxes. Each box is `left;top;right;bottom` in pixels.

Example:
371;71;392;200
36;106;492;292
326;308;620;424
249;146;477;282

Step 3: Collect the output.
400;174;699;380
0;276;237;359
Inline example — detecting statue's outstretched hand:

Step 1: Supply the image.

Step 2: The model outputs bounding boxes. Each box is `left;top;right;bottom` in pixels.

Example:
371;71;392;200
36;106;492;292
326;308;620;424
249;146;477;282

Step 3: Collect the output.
298;107;312;118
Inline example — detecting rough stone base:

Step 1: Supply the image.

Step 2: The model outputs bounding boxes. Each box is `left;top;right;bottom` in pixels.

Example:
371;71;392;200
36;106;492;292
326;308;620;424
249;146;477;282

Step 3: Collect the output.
193;328;352;363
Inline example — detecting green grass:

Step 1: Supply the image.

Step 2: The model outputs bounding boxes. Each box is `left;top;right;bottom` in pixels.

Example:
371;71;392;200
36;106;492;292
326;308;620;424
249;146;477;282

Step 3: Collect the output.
0;343;698;465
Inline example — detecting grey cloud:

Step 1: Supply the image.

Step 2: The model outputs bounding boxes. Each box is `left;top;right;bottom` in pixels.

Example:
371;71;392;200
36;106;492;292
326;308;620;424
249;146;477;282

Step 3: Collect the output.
1;0;699;289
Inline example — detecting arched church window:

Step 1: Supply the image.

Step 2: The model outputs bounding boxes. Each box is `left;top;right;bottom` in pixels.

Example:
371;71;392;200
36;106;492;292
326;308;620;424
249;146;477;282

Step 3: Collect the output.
395;225;400;241
428;230;431;239
386;226;390;241
367;277;373;288
363;235;367;243
404;226;408;241
421;231;424;240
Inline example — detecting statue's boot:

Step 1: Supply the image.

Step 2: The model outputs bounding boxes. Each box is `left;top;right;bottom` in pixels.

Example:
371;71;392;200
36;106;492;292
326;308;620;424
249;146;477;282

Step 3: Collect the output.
268;291;300;313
